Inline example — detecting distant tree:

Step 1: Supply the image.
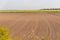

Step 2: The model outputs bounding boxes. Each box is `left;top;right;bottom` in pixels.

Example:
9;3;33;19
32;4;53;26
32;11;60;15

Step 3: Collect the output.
40;8;60;10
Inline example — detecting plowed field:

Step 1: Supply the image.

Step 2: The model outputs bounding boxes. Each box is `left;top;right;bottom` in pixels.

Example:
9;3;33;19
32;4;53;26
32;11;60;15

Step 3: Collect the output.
0;13;60;40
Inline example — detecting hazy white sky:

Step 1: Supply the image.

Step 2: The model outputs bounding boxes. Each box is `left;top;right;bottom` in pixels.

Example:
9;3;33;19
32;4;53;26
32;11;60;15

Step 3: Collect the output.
0;0;60;10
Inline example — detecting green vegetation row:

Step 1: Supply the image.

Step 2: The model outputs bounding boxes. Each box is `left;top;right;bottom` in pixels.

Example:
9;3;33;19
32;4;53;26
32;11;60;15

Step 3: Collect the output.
0;10;60;12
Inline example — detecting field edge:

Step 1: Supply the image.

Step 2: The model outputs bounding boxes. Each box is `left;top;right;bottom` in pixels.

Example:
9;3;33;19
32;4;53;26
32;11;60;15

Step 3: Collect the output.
0;10;60;12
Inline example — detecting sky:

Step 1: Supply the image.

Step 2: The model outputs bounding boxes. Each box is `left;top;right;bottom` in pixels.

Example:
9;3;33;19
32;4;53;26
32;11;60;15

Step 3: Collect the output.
0;0;60;10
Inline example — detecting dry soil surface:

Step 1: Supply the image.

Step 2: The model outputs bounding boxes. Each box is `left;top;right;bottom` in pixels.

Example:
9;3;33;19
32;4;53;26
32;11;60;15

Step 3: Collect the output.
0;13;60;40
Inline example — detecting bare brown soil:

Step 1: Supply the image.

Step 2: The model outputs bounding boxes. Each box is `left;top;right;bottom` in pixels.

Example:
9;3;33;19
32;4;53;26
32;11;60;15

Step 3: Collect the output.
0;13;60;40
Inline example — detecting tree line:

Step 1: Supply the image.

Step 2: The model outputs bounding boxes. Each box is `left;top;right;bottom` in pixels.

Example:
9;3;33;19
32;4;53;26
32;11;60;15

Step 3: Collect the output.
40;8;60;10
